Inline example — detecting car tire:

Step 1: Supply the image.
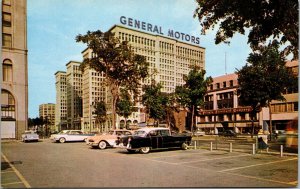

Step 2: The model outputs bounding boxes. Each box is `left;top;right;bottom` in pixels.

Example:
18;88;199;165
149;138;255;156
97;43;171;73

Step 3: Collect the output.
59;137;66;143
98;141;107;149
140;147;150;154
181;142;188;150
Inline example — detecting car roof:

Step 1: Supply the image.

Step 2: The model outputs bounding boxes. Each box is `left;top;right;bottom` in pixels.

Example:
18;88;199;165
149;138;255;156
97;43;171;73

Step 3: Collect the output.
137;127;169;133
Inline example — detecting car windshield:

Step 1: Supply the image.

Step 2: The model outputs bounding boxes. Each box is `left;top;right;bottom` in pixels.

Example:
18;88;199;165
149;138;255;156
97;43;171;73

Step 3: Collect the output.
58;130;69;134
133;130;146;137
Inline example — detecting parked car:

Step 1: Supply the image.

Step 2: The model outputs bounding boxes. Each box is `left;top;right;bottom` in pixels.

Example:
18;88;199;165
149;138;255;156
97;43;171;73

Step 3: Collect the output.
50;130;95;143
21;131;39;142
115;127;192;154
218;130;237;137
86;129;133;149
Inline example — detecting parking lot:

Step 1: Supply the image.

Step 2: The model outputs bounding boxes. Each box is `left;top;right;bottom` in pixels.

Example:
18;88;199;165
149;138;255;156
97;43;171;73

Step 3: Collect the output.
1;139;298;188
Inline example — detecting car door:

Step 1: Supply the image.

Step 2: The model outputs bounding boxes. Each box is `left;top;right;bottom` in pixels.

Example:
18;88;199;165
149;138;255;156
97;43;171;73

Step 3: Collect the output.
160;130;176;148
149;130;163;149
68;131;77;141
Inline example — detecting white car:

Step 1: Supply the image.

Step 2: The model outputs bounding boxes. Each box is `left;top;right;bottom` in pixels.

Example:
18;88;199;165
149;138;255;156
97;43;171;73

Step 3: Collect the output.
21;131;39;142
50;130;95;143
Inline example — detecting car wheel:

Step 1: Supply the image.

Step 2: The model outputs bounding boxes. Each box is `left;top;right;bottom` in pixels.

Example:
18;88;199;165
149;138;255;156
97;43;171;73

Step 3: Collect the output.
98;141;107;149
140;147;150;154
181;142;188;150
59;137;66;143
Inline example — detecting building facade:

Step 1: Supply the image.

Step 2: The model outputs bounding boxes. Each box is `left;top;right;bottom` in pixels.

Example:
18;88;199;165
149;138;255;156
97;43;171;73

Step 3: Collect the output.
78;25;206;131
54;71;67;131
39;103;56;134
1;0;28;139
197;74;255;134
198;60;299;134
81;48;113;133
66;61;82;130
261;60;299;131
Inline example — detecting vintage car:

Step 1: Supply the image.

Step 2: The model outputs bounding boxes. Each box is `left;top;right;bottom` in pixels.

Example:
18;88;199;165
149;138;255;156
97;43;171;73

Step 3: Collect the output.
115;127;192;154
21;130;39;142
86;129;133;149
50;130;95;143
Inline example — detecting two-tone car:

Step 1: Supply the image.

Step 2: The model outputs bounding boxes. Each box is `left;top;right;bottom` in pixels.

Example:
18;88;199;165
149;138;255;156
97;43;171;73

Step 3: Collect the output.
115;127;192;154
86;129;133;149
50;130;95;143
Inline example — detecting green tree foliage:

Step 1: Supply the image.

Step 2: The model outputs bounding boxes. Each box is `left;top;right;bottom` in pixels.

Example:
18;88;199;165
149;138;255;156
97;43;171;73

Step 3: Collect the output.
116;89;134;129
142;81;165;125
175;66;213;132
236;42;298;136
194;0;298;59
76;30;149;129
93;100;107;132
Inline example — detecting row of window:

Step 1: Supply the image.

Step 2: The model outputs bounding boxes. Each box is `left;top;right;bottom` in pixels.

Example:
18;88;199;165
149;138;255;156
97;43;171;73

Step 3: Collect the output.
2;0;12;48
209;80;235;91
200;113;247;122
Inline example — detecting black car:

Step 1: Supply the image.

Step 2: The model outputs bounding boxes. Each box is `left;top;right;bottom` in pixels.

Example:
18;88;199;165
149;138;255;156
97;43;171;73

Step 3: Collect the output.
115;127;192;154
219;130;237;137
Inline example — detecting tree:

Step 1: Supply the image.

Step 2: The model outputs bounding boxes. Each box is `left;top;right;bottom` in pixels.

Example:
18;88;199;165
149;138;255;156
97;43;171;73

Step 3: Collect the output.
116;89;134;129
175;66;212;132
194;0;298;59
142;80;165;126
93;100;107;133
76;30;149;129
236;42;297;138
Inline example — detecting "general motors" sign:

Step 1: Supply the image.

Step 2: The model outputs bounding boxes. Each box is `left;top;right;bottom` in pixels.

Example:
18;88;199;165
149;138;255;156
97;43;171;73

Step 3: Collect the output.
120;16;200;45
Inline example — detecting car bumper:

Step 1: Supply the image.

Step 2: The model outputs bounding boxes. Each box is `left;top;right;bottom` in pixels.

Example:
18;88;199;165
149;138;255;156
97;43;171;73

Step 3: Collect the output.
86;142;99;147
24;138;39;141
114;143;132;149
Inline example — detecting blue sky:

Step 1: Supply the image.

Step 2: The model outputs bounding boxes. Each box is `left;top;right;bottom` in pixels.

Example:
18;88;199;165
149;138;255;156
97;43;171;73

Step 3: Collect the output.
27;0;252;118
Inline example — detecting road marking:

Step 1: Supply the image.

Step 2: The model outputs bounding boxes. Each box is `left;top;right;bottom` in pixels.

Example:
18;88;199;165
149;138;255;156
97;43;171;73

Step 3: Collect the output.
222;171;297;186
1;153;31;188
150;150;214;158
1;181;24;186
218;157;298;172
177;153;251;164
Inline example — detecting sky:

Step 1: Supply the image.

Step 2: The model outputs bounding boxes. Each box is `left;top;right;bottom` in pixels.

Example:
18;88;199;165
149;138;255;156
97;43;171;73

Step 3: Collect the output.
27;0;252;118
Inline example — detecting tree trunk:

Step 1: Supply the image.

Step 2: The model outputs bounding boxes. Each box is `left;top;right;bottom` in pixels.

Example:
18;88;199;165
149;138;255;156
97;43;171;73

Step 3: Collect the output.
191;105;195;133
251;111;255;138
110;82;119;130
269;103;273;141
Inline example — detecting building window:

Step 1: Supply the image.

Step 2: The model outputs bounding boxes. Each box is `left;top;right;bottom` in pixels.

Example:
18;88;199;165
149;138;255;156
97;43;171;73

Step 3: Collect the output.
240;113;245;120
3;0;11;5
3;59;12;82
2;12;11;27
1;90;15;119
223;81;227;88
229;80;233;87
2;33;12;47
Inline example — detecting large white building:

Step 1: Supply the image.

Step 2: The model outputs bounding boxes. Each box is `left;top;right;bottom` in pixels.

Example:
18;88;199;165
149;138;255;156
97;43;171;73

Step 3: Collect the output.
66;61;82;130
79;25;205;131
55;71;67;131
55;24;205;132
1;0;28;139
